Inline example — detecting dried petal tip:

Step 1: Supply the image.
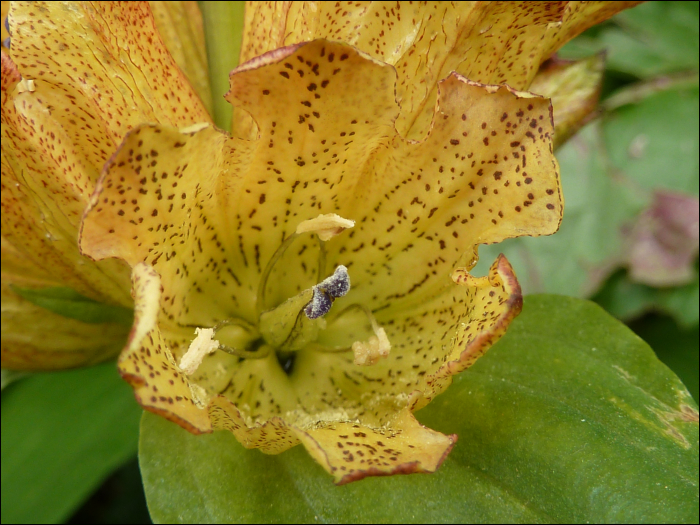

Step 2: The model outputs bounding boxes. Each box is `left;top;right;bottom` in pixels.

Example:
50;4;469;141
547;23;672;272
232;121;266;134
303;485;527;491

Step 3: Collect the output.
296;213;355;241
179;327;220;375
353;326;391;366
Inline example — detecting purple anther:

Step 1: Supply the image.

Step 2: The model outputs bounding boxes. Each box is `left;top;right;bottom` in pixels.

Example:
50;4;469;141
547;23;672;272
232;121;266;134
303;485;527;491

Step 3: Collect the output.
304;288;333;319
318;265;350;298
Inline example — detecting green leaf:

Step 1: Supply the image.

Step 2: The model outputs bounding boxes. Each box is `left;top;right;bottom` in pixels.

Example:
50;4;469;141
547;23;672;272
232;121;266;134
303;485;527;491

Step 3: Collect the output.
139;295;699;524
593;268;700;328
560;2;699;78
1;362;142;524
10;286;134;326
603;85;699;196
628;314;699;403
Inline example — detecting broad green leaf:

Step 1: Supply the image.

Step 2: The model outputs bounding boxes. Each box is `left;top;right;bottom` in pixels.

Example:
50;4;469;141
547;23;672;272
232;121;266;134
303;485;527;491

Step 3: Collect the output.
1;362;142;524
10;286;133;326
628;314;699;403
140;295;699;524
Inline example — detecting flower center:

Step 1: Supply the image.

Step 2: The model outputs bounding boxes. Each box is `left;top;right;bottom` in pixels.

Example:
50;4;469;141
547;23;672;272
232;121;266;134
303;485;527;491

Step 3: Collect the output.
179;214;390;377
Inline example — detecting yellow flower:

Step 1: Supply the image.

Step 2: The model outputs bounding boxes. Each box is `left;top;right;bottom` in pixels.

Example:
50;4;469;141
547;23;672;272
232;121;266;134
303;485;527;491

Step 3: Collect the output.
1;1;637;484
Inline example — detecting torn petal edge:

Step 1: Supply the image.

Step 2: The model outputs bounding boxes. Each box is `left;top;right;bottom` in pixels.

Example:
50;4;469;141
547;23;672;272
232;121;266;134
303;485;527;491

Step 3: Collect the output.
415;254;522;411
291;407;456;485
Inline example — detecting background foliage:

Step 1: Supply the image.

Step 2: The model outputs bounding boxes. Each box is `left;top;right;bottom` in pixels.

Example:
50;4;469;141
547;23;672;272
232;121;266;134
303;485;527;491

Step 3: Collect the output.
1;2;698;523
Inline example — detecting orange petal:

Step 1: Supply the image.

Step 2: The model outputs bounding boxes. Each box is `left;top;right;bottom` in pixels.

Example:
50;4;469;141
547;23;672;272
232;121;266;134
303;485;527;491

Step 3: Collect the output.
3;1;212;304
1;283;128;370
2;50;132;305
1;2;9;44
293;407;456;485
8;1;211;143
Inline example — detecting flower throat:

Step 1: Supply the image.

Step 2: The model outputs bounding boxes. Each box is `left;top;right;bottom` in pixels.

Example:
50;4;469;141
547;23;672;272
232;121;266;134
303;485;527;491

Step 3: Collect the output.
179;214;391;377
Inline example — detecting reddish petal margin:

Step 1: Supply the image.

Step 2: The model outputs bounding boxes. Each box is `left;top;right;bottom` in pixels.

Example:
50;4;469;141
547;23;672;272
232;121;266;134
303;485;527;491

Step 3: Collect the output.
292;407;456;485
417;254;523;411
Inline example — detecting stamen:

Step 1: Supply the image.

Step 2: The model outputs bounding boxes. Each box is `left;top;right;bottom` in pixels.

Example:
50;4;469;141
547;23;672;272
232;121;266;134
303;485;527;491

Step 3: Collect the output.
304;265;350;319
256;214;353;317
296;213;355;241
217;340;272;360
345;305;391;366
179;327;220;375
214;319;270;360
352;327;390;366
256;233;299;317
310;303;392;365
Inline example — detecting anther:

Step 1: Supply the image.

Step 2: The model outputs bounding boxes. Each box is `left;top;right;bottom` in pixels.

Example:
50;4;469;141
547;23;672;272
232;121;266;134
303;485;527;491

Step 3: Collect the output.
352;326;390;366
257;214;353;317
179;327;220;375
296;213;355;241
311;303;392;365
304;265;350;319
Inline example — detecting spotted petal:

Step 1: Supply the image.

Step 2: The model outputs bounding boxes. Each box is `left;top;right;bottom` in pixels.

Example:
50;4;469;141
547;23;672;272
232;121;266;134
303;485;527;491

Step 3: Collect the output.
107;254;517;483
292;408;456;485
239;1;640;138
226;40;561;310
80;40;548;482
2;1;211;307
149;1;213;115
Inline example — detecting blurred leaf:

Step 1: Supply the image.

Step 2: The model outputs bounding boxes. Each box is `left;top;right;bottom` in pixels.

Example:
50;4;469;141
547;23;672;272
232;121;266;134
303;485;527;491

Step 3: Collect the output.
10;286;134;326
628;314;699;403
140;295;698;524
1;363;142;524
68;458;151;525
593;266;700;328
560;2;699;78
623;191;699;287
604;86;699;195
